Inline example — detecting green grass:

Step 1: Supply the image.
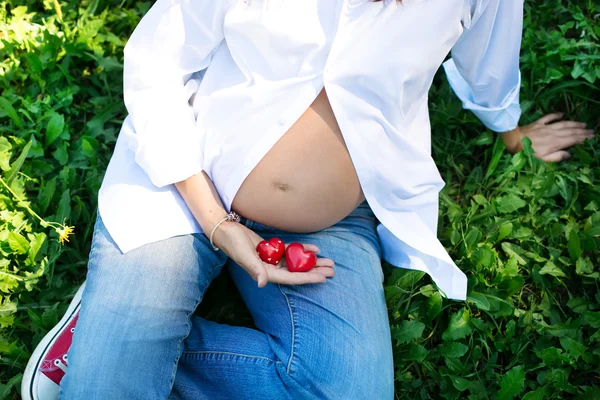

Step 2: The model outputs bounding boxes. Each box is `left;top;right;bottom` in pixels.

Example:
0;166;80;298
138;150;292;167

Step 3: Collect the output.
1;0;599;398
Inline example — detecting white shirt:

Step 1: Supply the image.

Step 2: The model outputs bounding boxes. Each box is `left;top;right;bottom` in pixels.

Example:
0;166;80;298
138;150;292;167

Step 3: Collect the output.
98;0;524;301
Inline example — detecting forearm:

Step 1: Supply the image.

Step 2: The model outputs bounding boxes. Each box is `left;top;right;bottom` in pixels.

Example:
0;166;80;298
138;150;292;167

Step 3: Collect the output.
174;171;228;236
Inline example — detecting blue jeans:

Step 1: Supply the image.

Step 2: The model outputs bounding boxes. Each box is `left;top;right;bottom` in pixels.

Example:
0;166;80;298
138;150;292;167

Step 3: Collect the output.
59;200;394;399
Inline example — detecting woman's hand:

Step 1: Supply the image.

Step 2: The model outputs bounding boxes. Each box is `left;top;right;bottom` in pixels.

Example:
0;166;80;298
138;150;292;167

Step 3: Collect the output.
211;221;335;288
500;113;595;162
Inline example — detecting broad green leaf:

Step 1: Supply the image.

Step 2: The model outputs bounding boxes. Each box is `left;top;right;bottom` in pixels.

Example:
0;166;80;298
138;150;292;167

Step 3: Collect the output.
499;276;525;296
427;291;442;319
501;243;527;265
566;297;589;314
498;222;513;241
393;320;425;344
0;96;23;128
444;355;466;374
81;136;95;158
582;312;600;329
37;177;57;215
540;347;569;367
467;292;490;311
473;194;487;205
437;342;469;358
0;272;20;293
45;112;65;148
27;232;47;264
575;257;594;276
0;299;17;317
442;308;473;341
546;321;579;338
568;230;582;261
473;245;494;268
501;257;520;279
505;320;516;340
393;270;426;291
508;151;527;173
559;337;587;360
398;343;427;362
52;141;69;165
497;365;525;400
8;231;29;254
496;194;527;214
56;189;71;223
522;386;551;400
449;375;470;391
464;227;482;250
471;317;490;332
539;261;567;278
6;139;32;185
418;284;437;297
0;136;12;171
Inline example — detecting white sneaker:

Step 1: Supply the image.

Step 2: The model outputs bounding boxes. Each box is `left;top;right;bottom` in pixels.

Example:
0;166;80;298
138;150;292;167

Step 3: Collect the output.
21;282;86;400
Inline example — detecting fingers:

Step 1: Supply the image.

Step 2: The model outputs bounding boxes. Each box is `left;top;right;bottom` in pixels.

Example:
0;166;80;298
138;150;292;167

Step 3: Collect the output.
315;257;335;268
264;257;336;285
265;267;331;285
555;128;595;139
554;134;592;151
538;150;571;163
284;242;320;254
537;112;564;125
549;120;588;131
531;123;593;156
278;254;334;271
313;266;335;278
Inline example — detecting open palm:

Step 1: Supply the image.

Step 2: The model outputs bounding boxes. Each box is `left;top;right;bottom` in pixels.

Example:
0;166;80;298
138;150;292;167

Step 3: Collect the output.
214;221;335;288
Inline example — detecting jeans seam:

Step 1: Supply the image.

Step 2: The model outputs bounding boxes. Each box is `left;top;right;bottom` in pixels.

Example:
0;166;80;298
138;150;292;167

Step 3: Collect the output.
277;283;296;375
167;255;226;393
181;351;283;365
168;297;197;393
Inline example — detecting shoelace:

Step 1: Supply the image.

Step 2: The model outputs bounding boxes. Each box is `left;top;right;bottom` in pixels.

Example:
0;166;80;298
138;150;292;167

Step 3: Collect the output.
53;354;68;373
52;326;75;373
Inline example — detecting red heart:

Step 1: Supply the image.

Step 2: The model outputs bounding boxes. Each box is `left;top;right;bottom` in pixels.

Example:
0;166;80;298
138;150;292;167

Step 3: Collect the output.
285;242;317;272
256;237;285;265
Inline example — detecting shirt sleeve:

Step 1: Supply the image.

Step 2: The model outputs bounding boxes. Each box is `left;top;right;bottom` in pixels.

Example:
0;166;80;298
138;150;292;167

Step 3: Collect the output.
442;0;524;133
123;0;231;188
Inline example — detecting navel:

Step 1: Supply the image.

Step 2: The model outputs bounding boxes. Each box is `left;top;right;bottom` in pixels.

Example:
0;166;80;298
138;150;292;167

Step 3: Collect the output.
273;181;292;192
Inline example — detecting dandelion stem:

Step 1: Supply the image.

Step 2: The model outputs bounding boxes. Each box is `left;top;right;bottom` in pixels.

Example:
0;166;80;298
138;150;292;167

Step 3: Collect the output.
0;176;63;228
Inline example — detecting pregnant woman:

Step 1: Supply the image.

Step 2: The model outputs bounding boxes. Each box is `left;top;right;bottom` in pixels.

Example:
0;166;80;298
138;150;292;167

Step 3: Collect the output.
23;0;594;399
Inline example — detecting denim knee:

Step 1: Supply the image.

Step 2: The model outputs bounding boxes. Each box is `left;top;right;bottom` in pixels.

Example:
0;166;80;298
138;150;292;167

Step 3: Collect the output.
59;211;228;400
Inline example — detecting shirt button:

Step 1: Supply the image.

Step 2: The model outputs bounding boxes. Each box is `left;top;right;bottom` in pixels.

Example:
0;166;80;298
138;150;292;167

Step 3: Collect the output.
278;120;286;126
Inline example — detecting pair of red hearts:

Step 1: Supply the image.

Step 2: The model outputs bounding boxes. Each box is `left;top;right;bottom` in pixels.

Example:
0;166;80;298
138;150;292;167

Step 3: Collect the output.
256;237;316;272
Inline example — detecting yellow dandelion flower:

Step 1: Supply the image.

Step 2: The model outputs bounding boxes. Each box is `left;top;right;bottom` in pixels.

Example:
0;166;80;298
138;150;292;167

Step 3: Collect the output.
56;225;75;245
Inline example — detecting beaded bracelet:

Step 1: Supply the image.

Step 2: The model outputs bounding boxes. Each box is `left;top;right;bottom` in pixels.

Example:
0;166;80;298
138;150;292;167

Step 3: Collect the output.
209;211;241;251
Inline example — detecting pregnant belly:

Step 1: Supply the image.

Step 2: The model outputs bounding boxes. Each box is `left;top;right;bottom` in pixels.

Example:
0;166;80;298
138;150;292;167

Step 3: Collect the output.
230;88;365;232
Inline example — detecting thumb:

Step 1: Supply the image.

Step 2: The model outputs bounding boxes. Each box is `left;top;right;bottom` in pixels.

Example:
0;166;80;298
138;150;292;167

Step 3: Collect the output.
246;257;268;288
255;262;268;288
